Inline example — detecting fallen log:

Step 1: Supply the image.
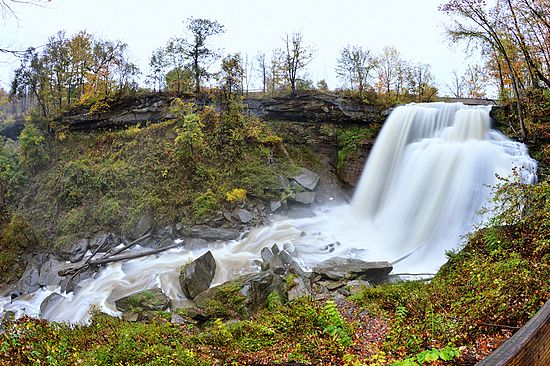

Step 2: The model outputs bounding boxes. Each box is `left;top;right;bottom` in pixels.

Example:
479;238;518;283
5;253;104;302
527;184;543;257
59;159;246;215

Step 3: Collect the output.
59;234;181;277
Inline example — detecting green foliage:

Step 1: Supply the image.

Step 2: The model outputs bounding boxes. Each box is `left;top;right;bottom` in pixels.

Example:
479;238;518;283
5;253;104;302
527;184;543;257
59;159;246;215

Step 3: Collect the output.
0;142;25;203
18;123;47;172
391;344;461;365
319;300;352;348
336;125;378;171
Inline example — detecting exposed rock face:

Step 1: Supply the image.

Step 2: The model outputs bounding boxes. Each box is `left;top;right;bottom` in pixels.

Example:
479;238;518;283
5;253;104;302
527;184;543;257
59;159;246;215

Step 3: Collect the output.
180;226;240;241
337;147;371;187
312;258;393;284
179;251;217;299
114;288;171;312
61;95;171;131
57;238;89;263
245;93;380;123
89;232;120;252
291;168;320;191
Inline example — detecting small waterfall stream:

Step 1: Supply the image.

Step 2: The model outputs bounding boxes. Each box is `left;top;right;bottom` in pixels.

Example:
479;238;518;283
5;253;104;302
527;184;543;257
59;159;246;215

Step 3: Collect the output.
0;102;537;324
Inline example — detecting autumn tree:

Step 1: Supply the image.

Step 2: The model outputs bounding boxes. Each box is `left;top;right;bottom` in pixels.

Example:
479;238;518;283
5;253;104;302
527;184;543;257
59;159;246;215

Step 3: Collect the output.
336;45;376;96
147;47;168;93
407;63;438;102
11;31;138;117
438;0;550;138
281;32;315;95
218;53;244;108
183;17;225;94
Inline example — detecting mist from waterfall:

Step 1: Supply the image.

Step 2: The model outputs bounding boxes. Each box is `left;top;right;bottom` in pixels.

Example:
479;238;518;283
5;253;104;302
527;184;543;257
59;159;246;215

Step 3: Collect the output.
0;102;537;324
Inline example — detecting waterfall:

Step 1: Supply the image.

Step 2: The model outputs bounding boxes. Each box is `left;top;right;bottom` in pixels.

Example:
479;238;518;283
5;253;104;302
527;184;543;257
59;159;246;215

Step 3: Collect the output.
0;102;537;324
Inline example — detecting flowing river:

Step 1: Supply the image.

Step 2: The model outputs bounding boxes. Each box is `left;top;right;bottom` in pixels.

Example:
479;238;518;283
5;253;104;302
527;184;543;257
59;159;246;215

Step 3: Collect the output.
0;102;537;324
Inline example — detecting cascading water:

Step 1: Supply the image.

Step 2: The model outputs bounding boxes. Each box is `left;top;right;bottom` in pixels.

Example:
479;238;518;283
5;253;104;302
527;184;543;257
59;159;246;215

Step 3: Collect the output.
0;102;537;324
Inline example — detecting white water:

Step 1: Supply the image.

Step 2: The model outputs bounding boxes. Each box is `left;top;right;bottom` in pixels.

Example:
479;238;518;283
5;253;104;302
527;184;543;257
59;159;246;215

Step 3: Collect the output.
0;102;537;324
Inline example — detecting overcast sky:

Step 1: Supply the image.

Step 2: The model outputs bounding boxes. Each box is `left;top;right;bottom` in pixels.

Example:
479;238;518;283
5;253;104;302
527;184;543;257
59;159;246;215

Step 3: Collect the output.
0;0;478;94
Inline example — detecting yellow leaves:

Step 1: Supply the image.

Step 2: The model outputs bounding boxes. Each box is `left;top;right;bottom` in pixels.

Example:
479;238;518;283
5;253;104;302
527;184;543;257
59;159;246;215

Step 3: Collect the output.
226;188;247;204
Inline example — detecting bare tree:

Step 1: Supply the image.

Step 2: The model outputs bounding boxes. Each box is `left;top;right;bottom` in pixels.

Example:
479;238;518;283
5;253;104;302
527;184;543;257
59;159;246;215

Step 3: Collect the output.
281;32;315;95
255;52;267;93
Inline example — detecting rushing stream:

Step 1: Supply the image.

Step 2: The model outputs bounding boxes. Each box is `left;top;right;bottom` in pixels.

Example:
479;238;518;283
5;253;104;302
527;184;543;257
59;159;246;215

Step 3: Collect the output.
0;102;537;324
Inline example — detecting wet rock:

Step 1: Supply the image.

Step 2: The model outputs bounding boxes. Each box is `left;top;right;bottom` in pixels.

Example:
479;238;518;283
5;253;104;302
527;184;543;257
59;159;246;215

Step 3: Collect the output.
40;293;64;317
157;225;174;237
293;191;316;205
279;250;294;265
58;238;89;263
17;265;40;294
38;258;67;287
287;206;316;219
260;247;274;262
271;243;280;255
60;269;94;294
179;251;216;299
283;242;296;254
132;214;152;239
232;208;253;224
287;275;311;301
291;168;320;190
185;238;208;251
278;175;290;190
114;288;171;312
89;232;119;252
182;226;240;241
175;222;184;231
312;258;392;284
157;236;175;249
270;200;282;213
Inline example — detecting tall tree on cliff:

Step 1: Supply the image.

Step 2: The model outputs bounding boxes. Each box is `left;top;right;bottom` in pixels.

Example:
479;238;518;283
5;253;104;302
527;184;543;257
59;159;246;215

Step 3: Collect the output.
183;17;224;94
336;45;377;97
281;32;315;96
439;0;550;139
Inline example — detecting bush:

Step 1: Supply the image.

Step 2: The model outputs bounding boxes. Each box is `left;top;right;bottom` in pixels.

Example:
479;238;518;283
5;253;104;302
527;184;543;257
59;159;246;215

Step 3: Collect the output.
18;123;47;172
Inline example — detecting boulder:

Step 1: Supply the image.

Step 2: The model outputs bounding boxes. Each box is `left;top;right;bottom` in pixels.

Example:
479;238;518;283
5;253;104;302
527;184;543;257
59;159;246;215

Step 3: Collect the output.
40;293;65;317
132;214;153;239
114;288;171;312
293;192;316;205
260;247;274;262
38;258;68;287
89;232;119;252
179;251;217;299
186;238;208;251
157;236;175;249
287;275;311;301
312;258;392;284
270;200;282;213
17;265;40;294
181;226;240;241
58;238;89;263
291;168;320;190
232;208;253;224
194;271;283;316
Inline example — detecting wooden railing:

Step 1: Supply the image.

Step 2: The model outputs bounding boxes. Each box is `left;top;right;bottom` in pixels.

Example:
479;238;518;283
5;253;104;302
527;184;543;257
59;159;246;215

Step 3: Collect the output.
476;299;550;365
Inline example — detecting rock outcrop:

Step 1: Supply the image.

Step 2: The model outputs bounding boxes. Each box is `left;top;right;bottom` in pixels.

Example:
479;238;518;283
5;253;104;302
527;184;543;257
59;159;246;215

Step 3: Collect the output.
179;250;217;299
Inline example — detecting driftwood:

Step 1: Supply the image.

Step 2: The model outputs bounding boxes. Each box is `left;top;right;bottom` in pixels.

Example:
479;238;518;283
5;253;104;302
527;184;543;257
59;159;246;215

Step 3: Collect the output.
58;233;181;277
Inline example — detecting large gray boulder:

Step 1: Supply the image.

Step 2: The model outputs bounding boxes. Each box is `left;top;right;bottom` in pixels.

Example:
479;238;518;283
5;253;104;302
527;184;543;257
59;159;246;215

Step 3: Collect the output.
312;258;392;284
17;265;40;294
232;208;253;224
179;251;216;299
89;232;120;252
114;288;171;312
57;238;89;263
181;226;240;241
293;191;316;205
291;168;320;190
38;258;68;287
